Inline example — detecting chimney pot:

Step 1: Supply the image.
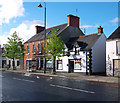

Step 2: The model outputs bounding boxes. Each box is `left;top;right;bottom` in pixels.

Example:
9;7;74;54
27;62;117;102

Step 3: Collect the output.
98;26;103;33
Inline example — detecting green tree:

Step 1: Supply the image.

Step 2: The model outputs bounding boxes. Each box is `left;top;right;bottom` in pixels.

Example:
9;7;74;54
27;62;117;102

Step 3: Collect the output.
44;28;65;74
3;31;25;70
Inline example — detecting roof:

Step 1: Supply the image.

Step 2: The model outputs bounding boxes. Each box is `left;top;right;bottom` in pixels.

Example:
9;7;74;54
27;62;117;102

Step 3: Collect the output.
107;26;120;40
65;37;79;50
76;33;101;51
24;23;68;44
24;23;84;44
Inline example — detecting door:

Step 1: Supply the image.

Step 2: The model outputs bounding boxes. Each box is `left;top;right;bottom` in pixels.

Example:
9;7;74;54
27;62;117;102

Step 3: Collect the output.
9;60;11;68
2;60;6;68
69;60;74;73
113;59;120;76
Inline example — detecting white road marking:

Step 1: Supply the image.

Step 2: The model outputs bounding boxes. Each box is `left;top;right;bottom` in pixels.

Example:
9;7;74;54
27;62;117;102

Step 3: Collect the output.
24;73;31;76
50;77;53;79
0;75;3;78
13;78;35;83
50;84;95;94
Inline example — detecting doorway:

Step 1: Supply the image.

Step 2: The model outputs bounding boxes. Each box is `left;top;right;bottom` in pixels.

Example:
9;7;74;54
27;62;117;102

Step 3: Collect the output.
69;60;74;73
113;59;120;76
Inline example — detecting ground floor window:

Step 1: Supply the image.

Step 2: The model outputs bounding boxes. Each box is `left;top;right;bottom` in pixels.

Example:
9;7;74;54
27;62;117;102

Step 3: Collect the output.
74;59;81;70
26;60;36;71
46;60;52;68
57;60;63;70
113;59;120;76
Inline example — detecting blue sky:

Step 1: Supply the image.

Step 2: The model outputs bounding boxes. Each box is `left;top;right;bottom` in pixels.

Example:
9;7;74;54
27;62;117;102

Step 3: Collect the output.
0;1;119;46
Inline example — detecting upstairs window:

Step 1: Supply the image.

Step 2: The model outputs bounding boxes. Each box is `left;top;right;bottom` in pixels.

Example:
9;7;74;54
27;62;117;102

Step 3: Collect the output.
27;45;29;54
38;43;41;53
33;44;35;54
116;41;120;55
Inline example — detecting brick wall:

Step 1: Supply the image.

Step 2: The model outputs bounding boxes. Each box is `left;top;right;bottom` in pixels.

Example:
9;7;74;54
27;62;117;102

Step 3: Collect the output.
24;40;45;69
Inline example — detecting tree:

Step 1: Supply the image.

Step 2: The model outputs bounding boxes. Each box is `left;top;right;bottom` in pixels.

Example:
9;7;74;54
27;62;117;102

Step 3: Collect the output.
3;31;25;70
44;28;65;74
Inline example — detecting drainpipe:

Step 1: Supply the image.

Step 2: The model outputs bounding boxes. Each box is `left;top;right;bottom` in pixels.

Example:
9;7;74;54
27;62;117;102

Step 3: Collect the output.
86;51;88;75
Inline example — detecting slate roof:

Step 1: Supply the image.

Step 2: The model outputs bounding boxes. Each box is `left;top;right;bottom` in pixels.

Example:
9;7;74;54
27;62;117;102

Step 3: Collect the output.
65;37;79;50
107;26;120;40
24;23;84;44
77;33;101;51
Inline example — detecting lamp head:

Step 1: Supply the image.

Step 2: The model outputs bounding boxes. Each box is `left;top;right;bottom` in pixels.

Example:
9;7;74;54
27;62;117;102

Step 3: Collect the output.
38;3;43;8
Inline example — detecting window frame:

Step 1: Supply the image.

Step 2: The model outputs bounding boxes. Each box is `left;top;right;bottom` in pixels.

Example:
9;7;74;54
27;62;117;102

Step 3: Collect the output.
38;43;41;53
57;60;63;70
33;44;36;54
27;45;29;54
116;41;120;55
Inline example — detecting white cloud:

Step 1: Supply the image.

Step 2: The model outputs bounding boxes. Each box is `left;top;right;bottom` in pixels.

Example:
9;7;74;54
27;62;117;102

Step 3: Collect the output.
0;33;10;47
0;20;49;47
110;17;119;23
10;20;45;42
0;0;24;25
80;24;98;29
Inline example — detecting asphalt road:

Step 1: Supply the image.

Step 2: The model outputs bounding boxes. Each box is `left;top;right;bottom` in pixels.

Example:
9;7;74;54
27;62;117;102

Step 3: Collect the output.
0;71;119;102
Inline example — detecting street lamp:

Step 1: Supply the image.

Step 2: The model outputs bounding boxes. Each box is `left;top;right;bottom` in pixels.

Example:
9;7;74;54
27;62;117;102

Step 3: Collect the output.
38;1;46;74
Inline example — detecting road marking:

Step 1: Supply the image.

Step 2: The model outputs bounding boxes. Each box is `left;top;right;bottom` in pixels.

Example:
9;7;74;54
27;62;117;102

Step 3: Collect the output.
50;84;95;94
24;73;31;76
0;75;3;78
13;78;35;83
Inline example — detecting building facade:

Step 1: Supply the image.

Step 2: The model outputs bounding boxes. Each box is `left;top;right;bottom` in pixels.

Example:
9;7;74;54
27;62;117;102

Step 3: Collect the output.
57;26;106;75
0;45;21;69
106;26;120;77
24;14;106;75
24;14;84;71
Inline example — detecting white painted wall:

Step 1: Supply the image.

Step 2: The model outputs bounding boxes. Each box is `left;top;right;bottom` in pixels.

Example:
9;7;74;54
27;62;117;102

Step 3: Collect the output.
106;39;120;76
56;51;87;72
92;34;106;73
2;56;20;69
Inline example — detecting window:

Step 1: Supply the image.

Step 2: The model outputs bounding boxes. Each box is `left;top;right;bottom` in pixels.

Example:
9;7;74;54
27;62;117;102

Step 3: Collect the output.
116;41;120;55
33;44;35;54
57;60;63;70
74;59;81;69
38;43;41;53
27;45;29;54
46;60;52;68
17;61;19;66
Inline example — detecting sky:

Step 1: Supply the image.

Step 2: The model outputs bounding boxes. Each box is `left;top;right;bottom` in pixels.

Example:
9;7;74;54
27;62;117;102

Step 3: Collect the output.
0;0;119;47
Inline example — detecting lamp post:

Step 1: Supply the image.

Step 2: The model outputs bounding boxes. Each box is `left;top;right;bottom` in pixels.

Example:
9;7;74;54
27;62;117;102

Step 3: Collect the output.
38;1;46;74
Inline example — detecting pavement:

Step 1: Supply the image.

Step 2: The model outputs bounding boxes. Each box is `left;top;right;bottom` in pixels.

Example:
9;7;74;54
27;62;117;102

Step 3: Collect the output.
0;68;119;86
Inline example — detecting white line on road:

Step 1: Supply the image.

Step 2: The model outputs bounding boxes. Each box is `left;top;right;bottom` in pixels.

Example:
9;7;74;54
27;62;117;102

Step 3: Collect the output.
13;78;35;83
0;75;3;78
50;84;95;94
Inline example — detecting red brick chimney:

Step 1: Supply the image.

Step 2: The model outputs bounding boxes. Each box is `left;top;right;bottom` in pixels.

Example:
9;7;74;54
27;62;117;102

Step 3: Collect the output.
98;26;103;33
67;14;80;28
35;25;45;34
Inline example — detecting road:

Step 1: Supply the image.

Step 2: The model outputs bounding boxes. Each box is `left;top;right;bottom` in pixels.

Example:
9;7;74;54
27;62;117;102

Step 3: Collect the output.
0;71;119;102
